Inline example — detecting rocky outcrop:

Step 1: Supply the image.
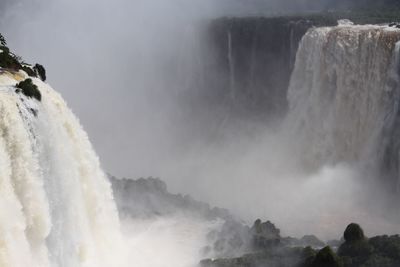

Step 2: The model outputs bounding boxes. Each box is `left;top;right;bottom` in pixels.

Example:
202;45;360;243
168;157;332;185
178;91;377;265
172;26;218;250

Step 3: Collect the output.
201;223;400;267
251;219;281;249
109;175;232;220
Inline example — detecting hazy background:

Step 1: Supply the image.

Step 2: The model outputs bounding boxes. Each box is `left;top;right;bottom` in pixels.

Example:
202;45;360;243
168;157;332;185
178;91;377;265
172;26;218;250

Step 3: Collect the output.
1;0;400;240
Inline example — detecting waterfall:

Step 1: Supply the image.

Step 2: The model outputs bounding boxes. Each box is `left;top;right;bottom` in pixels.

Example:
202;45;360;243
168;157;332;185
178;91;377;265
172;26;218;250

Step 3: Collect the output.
0;72;123;267
227;30;235;101
285;24;400;173
381;40;400;192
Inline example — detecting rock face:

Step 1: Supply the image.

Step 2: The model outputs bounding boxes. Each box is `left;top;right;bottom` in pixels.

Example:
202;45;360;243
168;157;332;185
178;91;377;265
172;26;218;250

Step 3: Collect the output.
200;13;398;124
109;176;231;220
203;16;336;122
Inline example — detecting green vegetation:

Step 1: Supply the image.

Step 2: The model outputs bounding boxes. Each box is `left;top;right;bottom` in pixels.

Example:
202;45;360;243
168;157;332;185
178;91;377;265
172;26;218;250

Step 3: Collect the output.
15;78;41;101
0;46;22;70
34;63;46;81
0;33;46;81
343;224;365;243
0;33;6;46
0;33;47;102
201;223;400;267
310;246;343;267
21;65;36;77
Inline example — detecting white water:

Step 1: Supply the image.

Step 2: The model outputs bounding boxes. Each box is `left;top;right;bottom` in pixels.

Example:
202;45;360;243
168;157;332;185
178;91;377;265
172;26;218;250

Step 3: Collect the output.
0;72;123;267
122;216;220;267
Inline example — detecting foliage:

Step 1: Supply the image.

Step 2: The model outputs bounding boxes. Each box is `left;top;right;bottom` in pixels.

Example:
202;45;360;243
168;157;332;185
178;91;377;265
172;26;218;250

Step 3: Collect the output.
0;33;6;46
0;35;22;71
343;224;365;243
0;45;9;54
15;78;41;101
201;223;400;267
310;246;343;267
21;65;37;77
338;224;372;267
0;33;47;80
34;63;46;81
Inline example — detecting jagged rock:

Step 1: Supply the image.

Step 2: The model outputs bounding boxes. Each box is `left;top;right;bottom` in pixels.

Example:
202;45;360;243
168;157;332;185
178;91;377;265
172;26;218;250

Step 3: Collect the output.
109;175;232;220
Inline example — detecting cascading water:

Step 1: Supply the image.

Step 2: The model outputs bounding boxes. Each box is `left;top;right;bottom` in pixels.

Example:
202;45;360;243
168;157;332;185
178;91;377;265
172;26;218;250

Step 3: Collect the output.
286;24;400;178
227;30;235;101
0;72;123;267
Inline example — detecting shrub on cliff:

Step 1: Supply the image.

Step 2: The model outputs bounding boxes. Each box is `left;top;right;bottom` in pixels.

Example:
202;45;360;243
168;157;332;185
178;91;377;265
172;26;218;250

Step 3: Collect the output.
310;246;343;267
343;224;365;243
0;33;47;80
21;65;37;78
364;235;400;266
0;34;6;46
301;246;317;266
34;63;46;81
15;78;41;101
0;48;22;70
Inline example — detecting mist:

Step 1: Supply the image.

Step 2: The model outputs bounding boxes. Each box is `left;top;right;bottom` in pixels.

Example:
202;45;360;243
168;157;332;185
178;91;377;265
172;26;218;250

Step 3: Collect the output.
1;1;400;264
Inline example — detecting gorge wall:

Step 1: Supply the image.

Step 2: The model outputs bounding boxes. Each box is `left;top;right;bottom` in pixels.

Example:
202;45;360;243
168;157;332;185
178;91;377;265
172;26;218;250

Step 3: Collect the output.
202;14;400;123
